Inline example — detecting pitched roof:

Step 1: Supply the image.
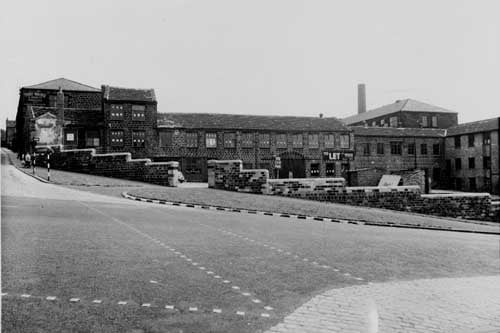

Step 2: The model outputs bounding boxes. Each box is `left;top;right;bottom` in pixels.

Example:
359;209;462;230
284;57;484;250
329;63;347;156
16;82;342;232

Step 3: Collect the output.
102;85;156;103
447;117;499;136
22;78;100;92
157;113;349;131
352;126;446;137
343;98;456;125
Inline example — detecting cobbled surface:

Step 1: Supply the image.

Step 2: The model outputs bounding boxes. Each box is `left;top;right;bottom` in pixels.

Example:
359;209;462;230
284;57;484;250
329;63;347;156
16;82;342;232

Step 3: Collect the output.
266;275;500;333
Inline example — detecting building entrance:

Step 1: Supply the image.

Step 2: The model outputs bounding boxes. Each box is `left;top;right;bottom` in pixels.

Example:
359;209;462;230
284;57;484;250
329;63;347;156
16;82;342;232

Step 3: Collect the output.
278;151;306;178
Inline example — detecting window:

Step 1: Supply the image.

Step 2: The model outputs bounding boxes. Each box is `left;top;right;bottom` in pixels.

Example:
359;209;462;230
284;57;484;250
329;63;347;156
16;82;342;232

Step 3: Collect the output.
65;131;76;143
371;121;376;127
469;178;477;191
310;163;320;177
433;143;440;155
376;143;385;155
308;134;319;148
259;133;270;148
292;134;303;148
380;119;385;126
243;162;253;169
454;136;461;149
132;105;145;121
446;160;451;172
241;133;254;148
185;132;198;148
339;134;350;149
421;116;428;127
85;130;100;147
483;132;491;145
468;134;475;147
276;134;287;148
390;142;402;155
324;134;335;148
110;104;124;119
159;132;173;147
420;143;428;155
110;130;124;146
389;116;398;127
431;116;438;127
224;133;236;148
361;143;370;156
455;178;462;190
483;156;491;169
408;143;416;155
326;163;335;176
132;131;145;147
205;133;217;148
468;157;475;169
455;158;462;170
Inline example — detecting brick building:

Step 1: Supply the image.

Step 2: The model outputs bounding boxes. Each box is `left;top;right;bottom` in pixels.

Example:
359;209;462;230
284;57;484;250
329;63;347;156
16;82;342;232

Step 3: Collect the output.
344;97;458;129
444;117;500;194
102;85;157;157
350;126;446;188
154;113;354;182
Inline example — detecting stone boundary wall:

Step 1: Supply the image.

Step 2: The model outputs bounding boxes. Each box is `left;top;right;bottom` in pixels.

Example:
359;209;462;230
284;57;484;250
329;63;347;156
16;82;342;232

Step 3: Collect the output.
208;159;498;221
207;160;269;193
268;178;346;196
45;145;179;186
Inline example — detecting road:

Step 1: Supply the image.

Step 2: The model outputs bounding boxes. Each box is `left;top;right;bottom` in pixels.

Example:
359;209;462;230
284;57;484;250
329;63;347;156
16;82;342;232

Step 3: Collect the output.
2;149;499;332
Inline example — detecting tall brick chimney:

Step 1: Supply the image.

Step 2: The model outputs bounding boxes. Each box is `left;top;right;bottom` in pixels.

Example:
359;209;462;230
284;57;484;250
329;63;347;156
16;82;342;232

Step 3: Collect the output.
358;83;366;114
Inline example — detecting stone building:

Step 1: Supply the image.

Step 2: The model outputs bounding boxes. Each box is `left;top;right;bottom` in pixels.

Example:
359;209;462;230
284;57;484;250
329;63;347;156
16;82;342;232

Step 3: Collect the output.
444;117;499;194
154;113;353;182
344;97;458;129
350;126;446;188
15;78;103;153
102;85;157;157
5;119;16;148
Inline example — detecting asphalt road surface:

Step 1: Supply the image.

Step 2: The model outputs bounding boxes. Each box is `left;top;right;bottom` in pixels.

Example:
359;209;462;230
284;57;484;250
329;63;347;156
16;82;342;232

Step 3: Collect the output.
2;149;499;333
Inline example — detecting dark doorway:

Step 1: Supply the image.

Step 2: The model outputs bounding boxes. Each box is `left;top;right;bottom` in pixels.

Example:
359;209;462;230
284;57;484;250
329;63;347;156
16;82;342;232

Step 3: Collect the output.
278;151;306;178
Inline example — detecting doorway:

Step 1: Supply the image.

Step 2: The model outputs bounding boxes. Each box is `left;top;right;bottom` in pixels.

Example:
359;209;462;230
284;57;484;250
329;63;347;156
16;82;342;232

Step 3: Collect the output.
278;151;306;178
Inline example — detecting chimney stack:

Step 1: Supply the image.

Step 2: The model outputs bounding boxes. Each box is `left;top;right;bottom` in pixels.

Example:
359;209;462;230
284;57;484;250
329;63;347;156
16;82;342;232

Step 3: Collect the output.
357;83;366;114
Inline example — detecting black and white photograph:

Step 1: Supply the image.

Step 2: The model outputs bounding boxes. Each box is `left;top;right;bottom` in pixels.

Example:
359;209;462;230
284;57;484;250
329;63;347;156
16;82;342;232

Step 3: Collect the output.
1;1;499;332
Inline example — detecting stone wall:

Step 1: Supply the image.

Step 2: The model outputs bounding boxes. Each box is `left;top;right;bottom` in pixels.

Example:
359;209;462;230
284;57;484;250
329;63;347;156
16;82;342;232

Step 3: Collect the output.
49;146;179;186
207;160;269;193
268;178;345;196
208;159;498;221
419;193;494;220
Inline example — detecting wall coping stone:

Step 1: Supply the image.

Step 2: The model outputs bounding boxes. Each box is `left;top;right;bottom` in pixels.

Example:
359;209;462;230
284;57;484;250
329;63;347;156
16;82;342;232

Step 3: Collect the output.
422;193;491;198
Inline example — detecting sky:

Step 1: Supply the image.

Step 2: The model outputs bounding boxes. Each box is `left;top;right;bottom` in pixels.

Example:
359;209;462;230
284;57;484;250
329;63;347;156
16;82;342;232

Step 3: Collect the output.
1;0;499;128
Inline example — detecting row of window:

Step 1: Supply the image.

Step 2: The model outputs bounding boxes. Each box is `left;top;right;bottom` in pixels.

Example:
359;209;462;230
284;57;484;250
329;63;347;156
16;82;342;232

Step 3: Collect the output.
448;156;491;170
358;142;441;156
109;105;146;120
453;132;491;149
110;130;146;147
452;177;491;191
370;115;438;128
159;132;351;149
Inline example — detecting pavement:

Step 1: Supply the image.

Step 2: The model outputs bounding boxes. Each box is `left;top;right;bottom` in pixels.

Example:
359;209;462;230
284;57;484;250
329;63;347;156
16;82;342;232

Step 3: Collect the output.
2;148;500;332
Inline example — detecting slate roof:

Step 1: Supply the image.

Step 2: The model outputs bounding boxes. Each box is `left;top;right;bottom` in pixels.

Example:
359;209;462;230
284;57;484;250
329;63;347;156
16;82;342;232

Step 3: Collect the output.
103;85;156;103
157;113;349;131
23;78;100;92
447;117;499;136
343;98;456;125
352;126;446;137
